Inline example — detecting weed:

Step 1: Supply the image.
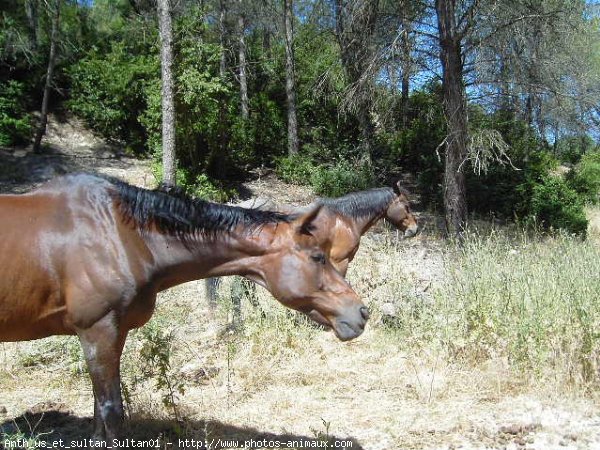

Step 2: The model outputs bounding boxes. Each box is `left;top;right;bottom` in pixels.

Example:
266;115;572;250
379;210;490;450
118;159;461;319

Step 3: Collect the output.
0;413;51;450
123;319;186;423
17;337;85;376
310;418;333;447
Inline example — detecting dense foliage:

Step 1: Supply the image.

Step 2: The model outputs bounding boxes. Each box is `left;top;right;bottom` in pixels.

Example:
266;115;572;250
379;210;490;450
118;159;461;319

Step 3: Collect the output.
568;151;600;204
67;44;158;153
1;0;599;234
0;80;31;145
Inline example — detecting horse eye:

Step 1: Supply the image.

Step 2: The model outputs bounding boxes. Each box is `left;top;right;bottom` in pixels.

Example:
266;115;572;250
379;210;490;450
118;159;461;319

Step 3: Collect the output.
311;253;326;265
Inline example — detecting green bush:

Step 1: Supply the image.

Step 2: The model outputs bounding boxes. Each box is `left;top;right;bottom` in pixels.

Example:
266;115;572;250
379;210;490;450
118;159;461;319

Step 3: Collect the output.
151;160;232;202
276;153;375;197
0;80;32;146
555;135;597;165
141;13;248;179
529;175;588;234
383;85;446;207
462;117;590;234
568;152;600;204
275;153;317;185
67;44;158;153
310;158;375;197
185;173;233;202
225;93;286;171
465;110;556;219
172;26;229;172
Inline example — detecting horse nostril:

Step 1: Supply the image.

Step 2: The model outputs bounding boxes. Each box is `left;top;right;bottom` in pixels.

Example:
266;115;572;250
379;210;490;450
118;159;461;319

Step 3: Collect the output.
359;306;370;321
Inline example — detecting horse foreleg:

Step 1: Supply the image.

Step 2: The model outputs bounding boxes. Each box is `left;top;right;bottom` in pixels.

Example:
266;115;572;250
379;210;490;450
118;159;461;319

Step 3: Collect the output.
77;312;127;442
231;277;265;323
230;277;244;324
205;278;220;309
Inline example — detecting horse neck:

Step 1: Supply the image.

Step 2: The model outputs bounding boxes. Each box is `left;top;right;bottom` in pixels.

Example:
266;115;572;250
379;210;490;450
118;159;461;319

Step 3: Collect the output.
348;206;388;237
143;227;271;290
324;189;395;237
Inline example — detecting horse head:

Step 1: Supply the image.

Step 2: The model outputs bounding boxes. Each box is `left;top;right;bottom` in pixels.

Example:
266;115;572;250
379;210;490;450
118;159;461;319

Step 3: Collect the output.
386;181;419;238
248;204;369;341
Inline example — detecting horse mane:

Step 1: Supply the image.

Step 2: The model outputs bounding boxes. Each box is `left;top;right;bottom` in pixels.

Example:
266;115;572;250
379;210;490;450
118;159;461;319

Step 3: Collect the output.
103;176;291;237
318;187;396;219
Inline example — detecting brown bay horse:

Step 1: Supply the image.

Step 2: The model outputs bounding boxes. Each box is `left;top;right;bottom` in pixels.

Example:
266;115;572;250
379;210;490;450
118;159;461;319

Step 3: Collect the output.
0;173;368;440
311;182;418;276
206;182;418;308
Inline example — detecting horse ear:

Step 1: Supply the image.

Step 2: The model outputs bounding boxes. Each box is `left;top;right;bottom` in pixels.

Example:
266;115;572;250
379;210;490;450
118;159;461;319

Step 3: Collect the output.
293;203;324;236
392;180;410;201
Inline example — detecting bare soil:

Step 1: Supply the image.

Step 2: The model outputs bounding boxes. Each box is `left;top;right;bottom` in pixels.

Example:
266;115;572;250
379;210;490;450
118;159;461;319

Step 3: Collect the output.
0;113;153;193
1;117;599;450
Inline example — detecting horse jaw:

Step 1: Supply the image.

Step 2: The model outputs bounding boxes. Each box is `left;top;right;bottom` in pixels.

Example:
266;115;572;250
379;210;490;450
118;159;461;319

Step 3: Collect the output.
307;309;333;330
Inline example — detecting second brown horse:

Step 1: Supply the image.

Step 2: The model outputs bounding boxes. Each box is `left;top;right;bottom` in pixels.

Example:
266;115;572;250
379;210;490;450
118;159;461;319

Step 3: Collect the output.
206;182;418;308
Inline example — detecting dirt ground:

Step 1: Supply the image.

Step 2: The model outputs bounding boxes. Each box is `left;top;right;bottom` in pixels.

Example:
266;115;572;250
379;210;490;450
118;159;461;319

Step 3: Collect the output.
1;117;599;450
0;113;153;192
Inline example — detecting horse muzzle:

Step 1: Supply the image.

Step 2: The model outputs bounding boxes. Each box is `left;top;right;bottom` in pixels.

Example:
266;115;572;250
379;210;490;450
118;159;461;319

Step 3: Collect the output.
310;305;369;341
403;224;419;239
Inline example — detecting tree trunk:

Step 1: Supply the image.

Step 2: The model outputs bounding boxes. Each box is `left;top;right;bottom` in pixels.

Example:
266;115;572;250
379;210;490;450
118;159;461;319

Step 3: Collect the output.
32;0;59;154
263;28;272;53
400;22;412;128
357;105;375;158
334;0;378;159
219;0;228;80
157;0;176;186
25;0;38;52
238;1;249;120
525;93;534;126
498;53;514;113
284;0;299;155
436;0;468;239
75;1;89;46
401;70;410;127
208;0;229;177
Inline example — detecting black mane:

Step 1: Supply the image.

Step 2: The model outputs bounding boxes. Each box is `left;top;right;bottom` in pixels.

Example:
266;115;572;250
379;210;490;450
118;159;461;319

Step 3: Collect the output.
105;177;291;237
318;187;396;219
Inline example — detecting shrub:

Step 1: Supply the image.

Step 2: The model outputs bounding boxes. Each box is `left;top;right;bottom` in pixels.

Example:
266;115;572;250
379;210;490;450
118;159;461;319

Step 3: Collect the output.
185;173;233;202
528;175;588;234
137;320;185;420
0;80;32;146
67;44;158;153
383;85;446;207
227;93;287;170
151;160;233;202
275;153;317;185
568;152;600;204
310;158;375;197
466;110;556;219
555;134;597;165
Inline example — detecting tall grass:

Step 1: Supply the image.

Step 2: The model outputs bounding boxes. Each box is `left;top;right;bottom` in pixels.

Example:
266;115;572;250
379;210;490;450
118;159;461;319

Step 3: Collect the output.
376;231;600;390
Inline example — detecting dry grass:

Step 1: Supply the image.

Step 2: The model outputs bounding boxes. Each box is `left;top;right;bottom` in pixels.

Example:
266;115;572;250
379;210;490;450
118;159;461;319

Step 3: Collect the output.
2;229;600;449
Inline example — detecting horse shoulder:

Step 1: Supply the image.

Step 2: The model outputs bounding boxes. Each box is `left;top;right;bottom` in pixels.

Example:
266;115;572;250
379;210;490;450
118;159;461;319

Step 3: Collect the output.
329;216;360;262
60;188;157;329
